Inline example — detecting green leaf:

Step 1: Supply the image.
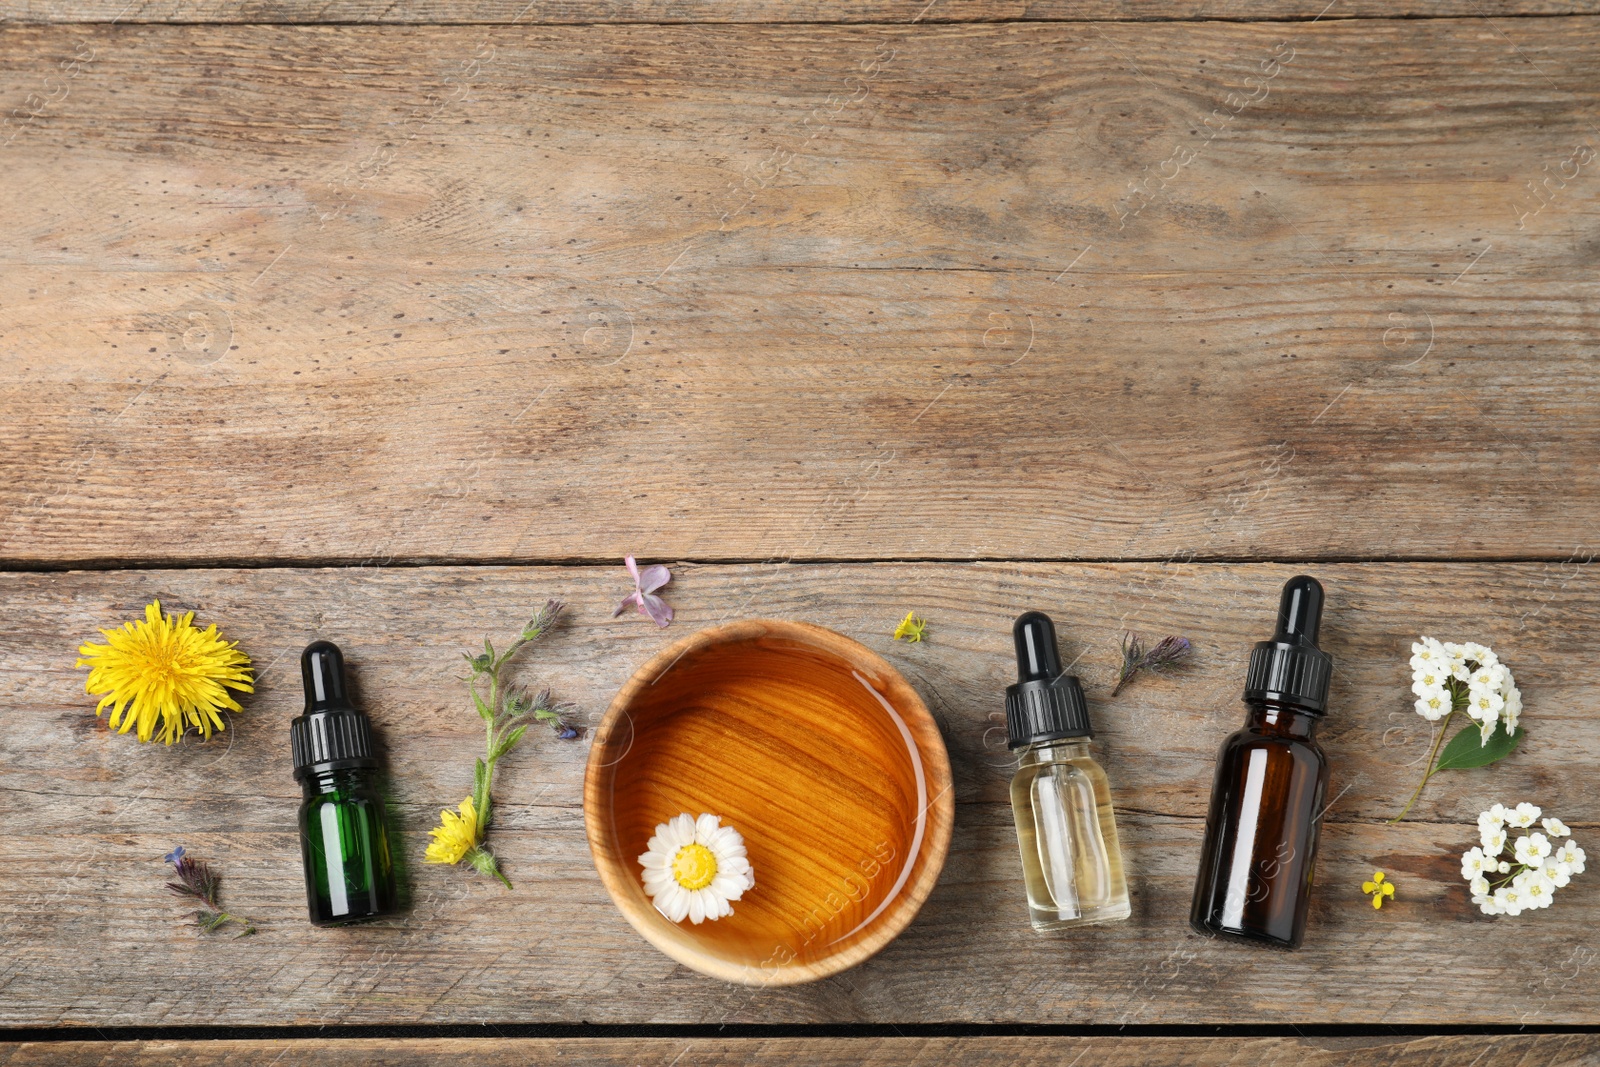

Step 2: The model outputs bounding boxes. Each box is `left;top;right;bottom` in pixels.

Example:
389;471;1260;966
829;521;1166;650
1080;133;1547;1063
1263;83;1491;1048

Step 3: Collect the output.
491;724;528;761
1435;719;1524;772
471;757;491;828
471;685;493;721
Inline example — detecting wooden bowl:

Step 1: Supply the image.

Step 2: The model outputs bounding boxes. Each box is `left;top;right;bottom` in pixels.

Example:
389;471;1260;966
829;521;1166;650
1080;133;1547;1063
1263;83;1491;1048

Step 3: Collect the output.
584;619;954;986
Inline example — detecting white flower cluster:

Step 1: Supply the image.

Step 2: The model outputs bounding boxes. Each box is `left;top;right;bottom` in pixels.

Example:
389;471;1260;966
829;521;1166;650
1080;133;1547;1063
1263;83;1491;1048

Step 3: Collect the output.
1410;637;1521;744
1463;802;1585;916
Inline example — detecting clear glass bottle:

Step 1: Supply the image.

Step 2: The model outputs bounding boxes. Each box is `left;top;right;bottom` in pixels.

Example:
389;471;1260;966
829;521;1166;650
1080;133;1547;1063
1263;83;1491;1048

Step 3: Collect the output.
1006;612;1130;931
292;641;398;926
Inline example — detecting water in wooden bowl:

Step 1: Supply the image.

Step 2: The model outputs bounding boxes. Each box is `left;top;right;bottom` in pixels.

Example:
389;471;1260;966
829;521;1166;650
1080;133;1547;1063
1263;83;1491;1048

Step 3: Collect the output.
585;619;954;986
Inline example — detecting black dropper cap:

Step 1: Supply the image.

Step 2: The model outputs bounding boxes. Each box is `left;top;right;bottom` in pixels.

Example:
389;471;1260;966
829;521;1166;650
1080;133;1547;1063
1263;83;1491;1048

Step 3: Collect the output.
1006;611;1093;749
1243;576;1333;713
291;641;378;781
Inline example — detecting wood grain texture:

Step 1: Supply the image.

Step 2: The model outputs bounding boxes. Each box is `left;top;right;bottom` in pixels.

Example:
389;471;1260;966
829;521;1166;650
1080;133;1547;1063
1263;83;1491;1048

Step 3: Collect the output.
586;618;955;985
1;562;1596;1026
3;0;1598;22
2;20;1598;564
5;1035;1600;1066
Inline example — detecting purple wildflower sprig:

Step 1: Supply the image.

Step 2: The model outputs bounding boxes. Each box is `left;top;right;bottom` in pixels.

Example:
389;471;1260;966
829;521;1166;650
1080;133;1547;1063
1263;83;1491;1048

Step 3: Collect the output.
164;846;257;936
447;600;578;890
614;555;674;627
1111;632;1194;696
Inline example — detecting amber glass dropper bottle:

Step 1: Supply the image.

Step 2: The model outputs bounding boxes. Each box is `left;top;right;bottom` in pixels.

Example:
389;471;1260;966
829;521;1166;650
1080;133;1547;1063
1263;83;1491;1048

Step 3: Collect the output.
292;641;398;926
1190;576;1332;949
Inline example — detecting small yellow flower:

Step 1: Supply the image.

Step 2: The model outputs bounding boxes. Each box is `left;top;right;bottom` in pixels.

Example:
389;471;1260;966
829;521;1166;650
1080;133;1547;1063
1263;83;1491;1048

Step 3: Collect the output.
893;611;929;643
76;600;253;745
1363;870;1396;909
425;797;482;865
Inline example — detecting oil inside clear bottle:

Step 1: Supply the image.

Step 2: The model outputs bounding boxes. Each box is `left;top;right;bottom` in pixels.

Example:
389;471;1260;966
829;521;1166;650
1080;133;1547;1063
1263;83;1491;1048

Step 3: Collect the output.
1010;740;1130;930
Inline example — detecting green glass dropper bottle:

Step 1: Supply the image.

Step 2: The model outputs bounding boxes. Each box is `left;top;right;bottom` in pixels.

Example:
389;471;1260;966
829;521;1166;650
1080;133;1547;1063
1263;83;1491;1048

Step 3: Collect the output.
292;641;398;926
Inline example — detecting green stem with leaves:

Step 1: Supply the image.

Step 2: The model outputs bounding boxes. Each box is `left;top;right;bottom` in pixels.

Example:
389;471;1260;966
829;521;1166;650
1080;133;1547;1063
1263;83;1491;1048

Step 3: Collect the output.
1389;709;1455;824
1389;672;1525;824
459;599;568;889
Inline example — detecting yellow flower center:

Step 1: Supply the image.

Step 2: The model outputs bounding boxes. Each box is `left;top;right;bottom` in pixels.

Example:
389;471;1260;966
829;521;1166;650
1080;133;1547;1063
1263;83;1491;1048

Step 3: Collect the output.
672;843;718;890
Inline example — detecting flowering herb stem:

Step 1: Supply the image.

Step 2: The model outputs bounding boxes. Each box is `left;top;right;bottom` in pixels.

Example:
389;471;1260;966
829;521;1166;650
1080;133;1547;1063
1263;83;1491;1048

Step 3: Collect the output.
1462;802;1584;915
1389;708;1456;824
1392;638;1525;823
163;846;256;936
1111;632;1193;696
428;600;575;889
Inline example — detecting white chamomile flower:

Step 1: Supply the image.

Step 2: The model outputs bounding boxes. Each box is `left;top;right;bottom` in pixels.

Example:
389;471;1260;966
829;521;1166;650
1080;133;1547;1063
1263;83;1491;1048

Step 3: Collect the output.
1470;875;1491;896
1414;686;1451;721
1461;846;1491;880
1487;802;1509;824
1478;808;1505;835
638;812;755;925
1475;893;1502;915
1514;833;1552;866
1481;825;1508;854
1460;642;1496;669
1442;643;1470;681
1510;802;1542;828
1556;840;1585;874
1542;817;1570;838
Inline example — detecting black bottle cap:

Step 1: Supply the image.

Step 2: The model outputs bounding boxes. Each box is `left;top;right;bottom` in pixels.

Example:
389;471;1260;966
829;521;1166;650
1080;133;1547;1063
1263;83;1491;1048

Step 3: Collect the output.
291;641;377;780
1243;576;1333;713
1006;611;1093;748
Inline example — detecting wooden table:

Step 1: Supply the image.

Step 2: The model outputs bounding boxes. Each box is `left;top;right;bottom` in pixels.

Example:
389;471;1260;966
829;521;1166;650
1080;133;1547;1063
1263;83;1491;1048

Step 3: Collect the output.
2;0;1598;1062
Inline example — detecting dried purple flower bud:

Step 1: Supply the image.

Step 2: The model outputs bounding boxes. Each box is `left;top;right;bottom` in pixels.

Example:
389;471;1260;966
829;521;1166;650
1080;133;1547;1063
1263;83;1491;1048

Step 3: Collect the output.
1112;631;1194;696
162;847;257;937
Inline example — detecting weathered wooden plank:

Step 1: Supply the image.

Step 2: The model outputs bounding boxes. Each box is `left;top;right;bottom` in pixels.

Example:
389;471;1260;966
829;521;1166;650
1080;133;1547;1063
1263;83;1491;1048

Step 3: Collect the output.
4;1035;1600;1066
1;21;1597;564
1;0;1595;24
0;0;1589;23
0;562;1595;1025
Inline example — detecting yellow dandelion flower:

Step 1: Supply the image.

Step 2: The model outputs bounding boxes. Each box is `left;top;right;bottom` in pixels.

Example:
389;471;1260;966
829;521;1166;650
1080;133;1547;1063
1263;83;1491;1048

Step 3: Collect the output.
425;797;482;866
76;600;253;745
893;611;929;643
1362;870;1396;909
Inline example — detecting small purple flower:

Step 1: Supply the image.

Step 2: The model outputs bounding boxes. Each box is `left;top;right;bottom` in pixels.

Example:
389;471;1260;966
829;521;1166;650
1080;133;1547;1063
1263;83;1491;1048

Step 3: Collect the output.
164;846;186;865
1112;632;1194;696
614;554;674;628
556;722;580;740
